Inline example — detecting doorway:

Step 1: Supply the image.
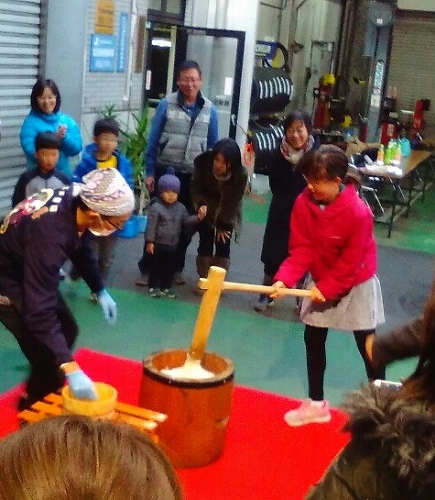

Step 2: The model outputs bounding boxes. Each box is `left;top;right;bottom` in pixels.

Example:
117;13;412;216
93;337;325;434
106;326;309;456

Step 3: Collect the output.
145;22;245;139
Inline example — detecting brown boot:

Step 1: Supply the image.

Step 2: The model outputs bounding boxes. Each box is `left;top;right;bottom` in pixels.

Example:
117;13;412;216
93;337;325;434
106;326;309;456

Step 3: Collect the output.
213;257;230;271
196;256;214;278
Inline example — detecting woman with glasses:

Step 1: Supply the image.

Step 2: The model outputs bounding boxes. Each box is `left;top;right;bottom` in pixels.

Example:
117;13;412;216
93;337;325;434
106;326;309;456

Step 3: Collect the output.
254;110;318;313
0;168;134;411
20;78;83;179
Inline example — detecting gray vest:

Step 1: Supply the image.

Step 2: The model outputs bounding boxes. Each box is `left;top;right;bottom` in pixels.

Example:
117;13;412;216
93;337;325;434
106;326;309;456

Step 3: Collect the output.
159;92;212;174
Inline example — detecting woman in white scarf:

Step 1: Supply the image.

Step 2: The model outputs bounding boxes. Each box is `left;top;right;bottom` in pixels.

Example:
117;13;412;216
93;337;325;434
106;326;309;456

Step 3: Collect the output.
255;110;318;312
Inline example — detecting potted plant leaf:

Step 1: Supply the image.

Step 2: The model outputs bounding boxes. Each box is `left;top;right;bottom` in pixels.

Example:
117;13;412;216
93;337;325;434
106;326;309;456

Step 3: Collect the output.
119;106;150;231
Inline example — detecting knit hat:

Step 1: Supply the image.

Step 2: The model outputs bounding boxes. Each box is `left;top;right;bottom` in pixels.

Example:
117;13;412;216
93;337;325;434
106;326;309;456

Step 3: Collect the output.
77;168;135;216
158;167;180;194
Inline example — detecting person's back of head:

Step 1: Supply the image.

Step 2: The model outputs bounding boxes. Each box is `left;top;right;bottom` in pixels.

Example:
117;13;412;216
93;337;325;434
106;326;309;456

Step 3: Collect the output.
35;132;62;152
0;415;182;500
93;118;120;138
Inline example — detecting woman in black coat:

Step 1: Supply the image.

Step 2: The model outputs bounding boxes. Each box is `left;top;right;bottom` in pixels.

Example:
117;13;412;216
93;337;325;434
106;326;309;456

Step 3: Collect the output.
191;138;248;277
255;110;318;312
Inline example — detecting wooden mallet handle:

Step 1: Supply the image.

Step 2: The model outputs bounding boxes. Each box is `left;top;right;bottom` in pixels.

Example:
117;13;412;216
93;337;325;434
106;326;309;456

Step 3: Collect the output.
197;278;311;298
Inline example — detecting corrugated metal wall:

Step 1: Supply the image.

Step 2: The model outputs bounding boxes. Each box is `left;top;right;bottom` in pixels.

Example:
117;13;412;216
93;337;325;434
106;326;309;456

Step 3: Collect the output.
388;12;435;135
0;0;41;215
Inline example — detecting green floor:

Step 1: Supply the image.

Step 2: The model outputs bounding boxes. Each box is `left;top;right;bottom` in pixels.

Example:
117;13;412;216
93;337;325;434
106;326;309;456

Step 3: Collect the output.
1;181;434;407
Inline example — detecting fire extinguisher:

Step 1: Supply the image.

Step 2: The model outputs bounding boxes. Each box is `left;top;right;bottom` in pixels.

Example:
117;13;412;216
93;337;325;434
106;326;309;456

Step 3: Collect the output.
313;74;335;129
412;100;424;138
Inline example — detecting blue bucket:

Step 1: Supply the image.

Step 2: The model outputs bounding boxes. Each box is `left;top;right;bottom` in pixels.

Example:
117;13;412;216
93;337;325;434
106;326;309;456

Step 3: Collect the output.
134;214;148;233
117;216;139;239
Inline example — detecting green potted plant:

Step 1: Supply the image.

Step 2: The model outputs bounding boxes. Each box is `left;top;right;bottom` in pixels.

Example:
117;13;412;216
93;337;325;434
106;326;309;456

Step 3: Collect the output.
98;104;149;234
119;106;150;232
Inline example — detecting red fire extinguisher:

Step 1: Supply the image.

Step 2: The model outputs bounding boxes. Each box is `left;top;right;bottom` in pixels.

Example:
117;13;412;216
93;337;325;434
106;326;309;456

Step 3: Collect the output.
411;100;424;138
313;74;335;129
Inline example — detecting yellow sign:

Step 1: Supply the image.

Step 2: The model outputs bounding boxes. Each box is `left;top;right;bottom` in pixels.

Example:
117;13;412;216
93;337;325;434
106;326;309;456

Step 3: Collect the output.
95;0;115;34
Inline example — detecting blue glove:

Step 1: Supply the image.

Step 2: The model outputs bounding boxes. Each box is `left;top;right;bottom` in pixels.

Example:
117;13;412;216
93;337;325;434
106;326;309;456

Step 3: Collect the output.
66;369;98;400
98;288;117;325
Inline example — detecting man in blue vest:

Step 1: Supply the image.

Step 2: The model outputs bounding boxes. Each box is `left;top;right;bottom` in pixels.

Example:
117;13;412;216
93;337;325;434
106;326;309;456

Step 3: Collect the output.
136;60;219;286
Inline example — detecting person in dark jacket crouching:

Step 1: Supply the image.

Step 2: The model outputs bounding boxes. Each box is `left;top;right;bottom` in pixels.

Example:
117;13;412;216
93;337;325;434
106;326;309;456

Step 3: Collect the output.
190;138;248;279
0;168;134;410
305;281;435;499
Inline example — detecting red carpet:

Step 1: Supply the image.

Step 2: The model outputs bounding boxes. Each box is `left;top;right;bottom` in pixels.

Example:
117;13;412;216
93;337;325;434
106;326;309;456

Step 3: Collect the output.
0;348;349;500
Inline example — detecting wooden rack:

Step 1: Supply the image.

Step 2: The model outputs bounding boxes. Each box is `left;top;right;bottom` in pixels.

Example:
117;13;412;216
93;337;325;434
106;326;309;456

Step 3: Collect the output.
18;392;167;439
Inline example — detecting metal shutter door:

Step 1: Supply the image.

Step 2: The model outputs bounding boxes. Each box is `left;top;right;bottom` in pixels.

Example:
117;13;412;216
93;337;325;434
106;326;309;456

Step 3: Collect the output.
0;0;41;216
387;13;435;133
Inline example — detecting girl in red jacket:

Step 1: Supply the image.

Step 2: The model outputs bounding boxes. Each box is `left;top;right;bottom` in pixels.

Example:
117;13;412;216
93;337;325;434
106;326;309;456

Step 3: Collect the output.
271;145;385;426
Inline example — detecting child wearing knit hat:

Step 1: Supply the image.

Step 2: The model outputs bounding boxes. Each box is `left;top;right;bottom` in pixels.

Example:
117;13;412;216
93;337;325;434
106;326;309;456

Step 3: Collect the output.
145;167;207;298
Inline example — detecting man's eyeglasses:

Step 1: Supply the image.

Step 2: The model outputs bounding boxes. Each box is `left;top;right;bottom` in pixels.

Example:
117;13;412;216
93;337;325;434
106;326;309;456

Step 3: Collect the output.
179;78;201;84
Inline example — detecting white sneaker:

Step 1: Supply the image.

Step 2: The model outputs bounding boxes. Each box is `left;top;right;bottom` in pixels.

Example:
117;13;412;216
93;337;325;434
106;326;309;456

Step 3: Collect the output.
284;399;331;427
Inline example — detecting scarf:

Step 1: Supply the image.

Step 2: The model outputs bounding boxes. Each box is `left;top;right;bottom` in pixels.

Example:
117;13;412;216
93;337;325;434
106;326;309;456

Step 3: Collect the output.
280;134;315;164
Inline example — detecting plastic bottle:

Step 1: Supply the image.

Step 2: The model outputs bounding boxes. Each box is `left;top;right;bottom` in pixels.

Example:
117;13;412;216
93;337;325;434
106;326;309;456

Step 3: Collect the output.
393;139;402;164
384;140;393;165
400;137;411;157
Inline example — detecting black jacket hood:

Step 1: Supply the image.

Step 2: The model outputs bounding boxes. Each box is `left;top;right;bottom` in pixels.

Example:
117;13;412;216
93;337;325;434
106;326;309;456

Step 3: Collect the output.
342;384;435;497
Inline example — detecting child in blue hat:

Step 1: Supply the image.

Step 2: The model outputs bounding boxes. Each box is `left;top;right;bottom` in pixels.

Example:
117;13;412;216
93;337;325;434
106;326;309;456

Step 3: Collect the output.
145;167;206;298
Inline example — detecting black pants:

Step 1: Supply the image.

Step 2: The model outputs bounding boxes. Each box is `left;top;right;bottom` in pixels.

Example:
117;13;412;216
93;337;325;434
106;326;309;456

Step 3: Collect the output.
197;220;232;258
0;293;79;400
304;325;386;401
148;248;177;290
138;167;194;275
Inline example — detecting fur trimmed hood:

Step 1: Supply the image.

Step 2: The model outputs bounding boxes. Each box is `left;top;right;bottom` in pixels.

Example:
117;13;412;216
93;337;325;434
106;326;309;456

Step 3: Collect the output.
342;384;435;496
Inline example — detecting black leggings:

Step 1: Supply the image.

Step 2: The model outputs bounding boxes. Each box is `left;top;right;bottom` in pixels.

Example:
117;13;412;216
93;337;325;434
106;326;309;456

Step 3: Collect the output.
304;325;386;401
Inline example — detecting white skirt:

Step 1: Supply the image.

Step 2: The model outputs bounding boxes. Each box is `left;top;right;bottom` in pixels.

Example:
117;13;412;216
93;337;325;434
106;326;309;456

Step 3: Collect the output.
299;275;385;331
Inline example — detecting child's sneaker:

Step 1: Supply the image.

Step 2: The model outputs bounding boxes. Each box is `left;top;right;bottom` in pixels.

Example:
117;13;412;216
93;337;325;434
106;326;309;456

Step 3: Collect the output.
284;399;331;427
161;288;176;298
149;288;161;298
254;294;274;312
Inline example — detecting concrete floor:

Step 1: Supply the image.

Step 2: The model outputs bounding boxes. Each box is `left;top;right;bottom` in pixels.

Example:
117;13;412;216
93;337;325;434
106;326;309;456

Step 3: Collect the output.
1;191;433;407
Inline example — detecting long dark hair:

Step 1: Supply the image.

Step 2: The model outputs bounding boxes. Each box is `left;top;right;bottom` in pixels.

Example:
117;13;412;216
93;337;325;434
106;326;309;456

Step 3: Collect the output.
400;278;435;405
30;78;61;113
